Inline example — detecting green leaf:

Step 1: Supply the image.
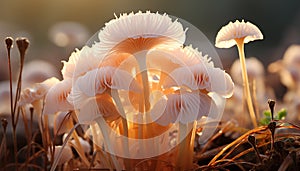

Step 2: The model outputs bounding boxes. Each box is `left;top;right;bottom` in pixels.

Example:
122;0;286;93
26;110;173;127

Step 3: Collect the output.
263;110;271;118
259;108;287;126
259;118;270;126
277;108;287;120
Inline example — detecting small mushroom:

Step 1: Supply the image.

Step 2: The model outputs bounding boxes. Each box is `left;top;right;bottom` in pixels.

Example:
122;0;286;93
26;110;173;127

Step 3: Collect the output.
215;20;263;128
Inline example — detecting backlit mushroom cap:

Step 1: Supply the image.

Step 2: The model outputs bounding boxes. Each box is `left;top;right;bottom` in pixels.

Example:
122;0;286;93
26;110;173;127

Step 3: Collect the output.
61;45;100;80
68;67;141;123
43;79;73;115
19;77;60;106
215;20;263;48
150;47;234;125
95;11;186;56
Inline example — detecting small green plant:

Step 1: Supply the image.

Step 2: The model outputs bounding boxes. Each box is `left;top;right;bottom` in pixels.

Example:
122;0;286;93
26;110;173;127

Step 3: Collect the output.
259;108;287;126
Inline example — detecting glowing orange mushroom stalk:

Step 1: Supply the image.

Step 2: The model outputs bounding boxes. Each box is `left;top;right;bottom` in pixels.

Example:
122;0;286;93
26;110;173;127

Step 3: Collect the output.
215;20;263;128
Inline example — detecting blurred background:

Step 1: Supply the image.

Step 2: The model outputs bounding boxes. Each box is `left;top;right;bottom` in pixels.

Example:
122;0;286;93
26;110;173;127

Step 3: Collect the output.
0;0;300;87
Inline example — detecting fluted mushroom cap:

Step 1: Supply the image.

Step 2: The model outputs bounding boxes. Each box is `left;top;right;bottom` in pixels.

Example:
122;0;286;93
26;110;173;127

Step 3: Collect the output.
215;20;263;48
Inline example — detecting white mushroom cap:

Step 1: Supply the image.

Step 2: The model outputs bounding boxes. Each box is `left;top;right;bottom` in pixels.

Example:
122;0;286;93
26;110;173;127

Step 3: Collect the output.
215;20;263;48
43;79;73;115
94;11;186;56
19;77;60;106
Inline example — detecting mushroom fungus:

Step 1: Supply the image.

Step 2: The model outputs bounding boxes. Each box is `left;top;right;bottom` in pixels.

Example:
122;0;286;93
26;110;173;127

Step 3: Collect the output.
215;20;263;128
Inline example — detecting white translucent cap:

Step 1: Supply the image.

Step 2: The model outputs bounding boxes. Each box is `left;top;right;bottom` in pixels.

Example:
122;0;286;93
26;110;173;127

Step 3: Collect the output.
215;20;263;48
95;11;186;56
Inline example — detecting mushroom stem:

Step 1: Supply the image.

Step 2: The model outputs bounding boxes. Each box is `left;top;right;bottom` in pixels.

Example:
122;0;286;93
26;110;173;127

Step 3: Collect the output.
111;89;130;170
32;100;44;136
91;124;112;168
235;38;257;128
135;51;157;159
177;122;195;170
70;128;90;166
65;115;90;166
95;116;122;171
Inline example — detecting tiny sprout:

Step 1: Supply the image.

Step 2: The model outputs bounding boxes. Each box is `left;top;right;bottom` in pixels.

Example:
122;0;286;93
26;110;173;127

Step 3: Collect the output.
268;99;276;120
5;37;13;49
16;37;29;51
248;135;262;163
259;108;287;126
5;37;14;118
268;121;276;151
268;121;276;133
16;37;29;62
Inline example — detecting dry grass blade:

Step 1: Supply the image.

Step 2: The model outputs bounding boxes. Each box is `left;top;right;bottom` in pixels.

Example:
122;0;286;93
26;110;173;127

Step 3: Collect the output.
208;126;267;165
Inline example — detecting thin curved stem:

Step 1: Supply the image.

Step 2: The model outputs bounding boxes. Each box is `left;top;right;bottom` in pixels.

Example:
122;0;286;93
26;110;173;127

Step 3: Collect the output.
95;116;122;171
235;38;257;128
111;89;130;170
177;122;195;170
51;123;81;171
69;124;90;166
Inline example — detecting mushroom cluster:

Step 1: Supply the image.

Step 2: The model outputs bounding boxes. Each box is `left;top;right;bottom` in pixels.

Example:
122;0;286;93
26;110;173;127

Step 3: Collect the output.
20;11;234;170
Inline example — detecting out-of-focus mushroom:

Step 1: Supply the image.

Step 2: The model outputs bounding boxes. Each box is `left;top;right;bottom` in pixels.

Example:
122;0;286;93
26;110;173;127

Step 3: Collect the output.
268;45;300;91
22;60;60;88
48;22;90;48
